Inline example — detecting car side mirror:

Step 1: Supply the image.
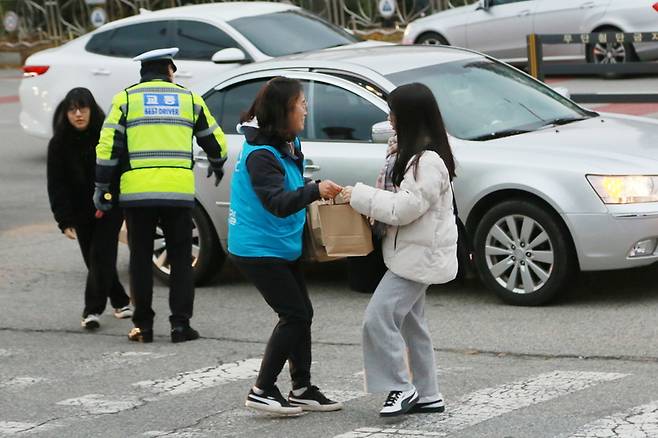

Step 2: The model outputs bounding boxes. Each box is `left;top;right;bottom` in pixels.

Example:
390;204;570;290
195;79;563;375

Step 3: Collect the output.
211;48;249;64
553;86;571;99
476;0;491;11
371;120;395;143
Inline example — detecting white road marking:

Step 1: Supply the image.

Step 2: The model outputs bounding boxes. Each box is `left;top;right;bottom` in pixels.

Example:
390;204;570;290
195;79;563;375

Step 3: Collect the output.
143;430;207;437
77;351;174;376
133;358;261;396
0;376;46;389
334;371;628;437
324;390;368;403
568;400;658;438
55;358;262;418
0;421;59;435
0;422;37;434
56;394;144;414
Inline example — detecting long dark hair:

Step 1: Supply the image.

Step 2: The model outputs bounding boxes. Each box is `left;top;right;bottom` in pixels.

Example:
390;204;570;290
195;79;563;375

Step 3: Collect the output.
240;77;303;144
52;87;105;141
389;83;456;187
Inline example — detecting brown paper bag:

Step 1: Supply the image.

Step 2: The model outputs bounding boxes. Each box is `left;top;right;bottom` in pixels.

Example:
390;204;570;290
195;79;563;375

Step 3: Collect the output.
318;202;374;257
303;201;338;262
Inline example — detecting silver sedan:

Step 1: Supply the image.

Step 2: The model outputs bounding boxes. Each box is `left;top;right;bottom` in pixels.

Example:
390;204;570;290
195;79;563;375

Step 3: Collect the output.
152;45;658;306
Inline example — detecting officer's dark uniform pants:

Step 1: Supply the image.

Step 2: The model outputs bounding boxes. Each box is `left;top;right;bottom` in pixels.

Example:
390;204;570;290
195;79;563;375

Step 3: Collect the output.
124;207;194;330
232;257;313;391
75;208;130;318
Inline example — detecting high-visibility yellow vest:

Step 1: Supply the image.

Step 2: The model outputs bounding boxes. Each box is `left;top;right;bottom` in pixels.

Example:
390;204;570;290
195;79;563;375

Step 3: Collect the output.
97;79;227;207
120;81;196;206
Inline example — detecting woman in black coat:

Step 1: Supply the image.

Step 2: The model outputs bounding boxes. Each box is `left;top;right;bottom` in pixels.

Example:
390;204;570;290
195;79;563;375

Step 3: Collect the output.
47;87;132;330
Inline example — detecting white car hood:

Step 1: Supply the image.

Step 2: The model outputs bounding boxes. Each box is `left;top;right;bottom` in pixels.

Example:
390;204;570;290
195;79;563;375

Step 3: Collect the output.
476;114;658;174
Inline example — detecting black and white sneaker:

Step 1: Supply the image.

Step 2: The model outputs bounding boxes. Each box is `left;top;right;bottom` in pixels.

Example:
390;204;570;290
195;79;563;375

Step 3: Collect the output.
408;397;445;414
245;386;303;416
288;385;343;412
379;388;419;417
81;314;100;330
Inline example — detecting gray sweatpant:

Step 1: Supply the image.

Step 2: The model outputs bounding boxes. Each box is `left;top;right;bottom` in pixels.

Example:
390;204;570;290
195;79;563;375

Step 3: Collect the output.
362;270;440;402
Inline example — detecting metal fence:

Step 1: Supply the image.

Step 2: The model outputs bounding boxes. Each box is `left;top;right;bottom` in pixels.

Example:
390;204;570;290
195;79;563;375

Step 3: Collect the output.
0;0;477;46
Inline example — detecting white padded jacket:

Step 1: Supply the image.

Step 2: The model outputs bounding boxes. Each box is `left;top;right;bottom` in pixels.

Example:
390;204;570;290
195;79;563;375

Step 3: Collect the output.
350;150;458;285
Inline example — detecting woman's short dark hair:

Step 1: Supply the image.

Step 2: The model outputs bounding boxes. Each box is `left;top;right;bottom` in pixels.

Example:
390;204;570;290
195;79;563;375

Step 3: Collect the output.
388;82;456;187
52;87;105;140
241;77;303;143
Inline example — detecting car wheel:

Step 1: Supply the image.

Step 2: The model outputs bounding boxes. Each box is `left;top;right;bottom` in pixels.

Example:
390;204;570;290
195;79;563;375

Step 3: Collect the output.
416;32;449;46
586;28;638;65
152;203;225;286
473;200;575;306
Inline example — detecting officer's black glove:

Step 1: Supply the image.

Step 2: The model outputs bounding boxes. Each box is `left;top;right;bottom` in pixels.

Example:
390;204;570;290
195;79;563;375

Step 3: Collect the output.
93;183;113;212
206;156;227;187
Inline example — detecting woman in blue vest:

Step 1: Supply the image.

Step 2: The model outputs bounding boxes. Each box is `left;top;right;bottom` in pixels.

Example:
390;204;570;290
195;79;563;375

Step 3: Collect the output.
228;77;343;416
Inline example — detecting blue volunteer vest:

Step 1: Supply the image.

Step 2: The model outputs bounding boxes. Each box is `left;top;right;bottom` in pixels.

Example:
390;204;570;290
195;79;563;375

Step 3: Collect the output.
228;141;306;260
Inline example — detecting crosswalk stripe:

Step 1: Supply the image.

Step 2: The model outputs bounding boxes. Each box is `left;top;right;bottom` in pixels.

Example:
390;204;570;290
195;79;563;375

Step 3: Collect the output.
0;422;37;434
0;377;45;389
334;370;628;437
324;390;368;404
57;394;144;415
567;400;658;437
55;358;262;417
0;421;59;435
132;358;262;396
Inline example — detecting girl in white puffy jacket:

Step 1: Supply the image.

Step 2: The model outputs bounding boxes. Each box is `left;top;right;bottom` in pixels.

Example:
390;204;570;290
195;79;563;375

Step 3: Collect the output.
342;83;458;417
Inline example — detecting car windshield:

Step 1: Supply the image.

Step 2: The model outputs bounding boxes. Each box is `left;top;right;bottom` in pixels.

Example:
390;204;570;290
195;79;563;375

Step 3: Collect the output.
228;10;358;57
386;58;594;141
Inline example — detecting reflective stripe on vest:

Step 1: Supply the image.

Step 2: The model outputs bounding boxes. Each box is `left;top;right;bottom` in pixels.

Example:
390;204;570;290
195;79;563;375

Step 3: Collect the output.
125;81;195;170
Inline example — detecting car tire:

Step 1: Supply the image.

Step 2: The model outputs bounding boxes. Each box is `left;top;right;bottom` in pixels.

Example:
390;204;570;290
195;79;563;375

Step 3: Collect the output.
152;203;225;286
416;32;449;46
473;199;575;306
586;27;638;66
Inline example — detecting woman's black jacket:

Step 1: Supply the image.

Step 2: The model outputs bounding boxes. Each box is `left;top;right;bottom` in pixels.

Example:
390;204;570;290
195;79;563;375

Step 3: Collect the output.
46;128;117;232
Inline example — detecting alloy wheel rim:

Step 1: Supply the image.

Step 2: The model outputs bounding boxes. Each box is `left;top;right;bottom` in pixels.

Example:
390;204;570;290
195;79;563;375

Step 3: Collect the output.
421;38;442;45
484;215;554;294
152;221;200;275
592;42;627;64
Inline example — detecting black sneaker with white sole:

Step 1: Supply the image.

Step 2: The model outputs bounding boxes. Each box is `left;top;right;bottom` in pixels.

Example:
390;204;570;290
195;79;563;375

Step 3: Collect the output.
245;386;303;416
288;385;343;412
407;397;445;414
379;388;419;417
81;314;100;330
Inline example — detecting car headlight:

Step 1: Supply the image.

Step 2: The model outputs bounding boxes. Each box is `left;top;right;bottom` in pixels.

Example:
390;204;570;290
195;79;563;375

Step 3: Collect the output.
587;175;658;204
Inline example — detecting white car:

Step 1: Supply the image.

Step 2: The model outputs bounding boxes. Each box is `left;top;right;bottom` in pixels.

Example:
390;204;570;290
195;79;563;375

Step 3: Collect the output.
19;2;370;139
402;0;658;65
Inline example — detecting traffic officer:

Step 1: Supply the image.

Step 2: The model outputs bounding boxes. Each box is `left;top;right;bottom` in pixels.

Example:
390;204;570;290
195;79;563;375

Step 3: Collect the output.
94;47;228;343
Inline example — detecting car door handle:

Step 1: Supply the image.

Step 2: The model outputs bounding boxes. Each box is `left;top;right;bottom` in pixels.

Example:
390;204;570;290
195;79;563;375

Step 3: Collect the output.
91;68;111;76
176;71;193;79
580;1;595;8
517;9;531;17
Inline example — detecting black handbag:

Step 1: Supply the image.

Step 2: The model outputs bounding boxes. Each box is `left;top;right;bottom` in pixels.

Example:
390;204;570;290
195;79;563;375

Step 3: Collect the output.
347;235;387;294
452;185;476;283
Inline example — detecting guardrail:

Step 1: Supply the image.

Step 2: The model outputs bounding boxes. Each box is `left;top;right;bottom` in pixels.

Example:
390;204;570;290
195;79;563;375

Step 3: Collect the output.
527;31;658;81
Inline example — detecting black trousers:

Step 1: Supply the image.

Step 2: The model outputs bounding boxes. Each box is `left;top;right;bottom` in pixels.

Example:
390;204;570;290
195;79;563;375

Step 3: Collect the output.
232;257;313;391
74;208;130;318
124;207;194;330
